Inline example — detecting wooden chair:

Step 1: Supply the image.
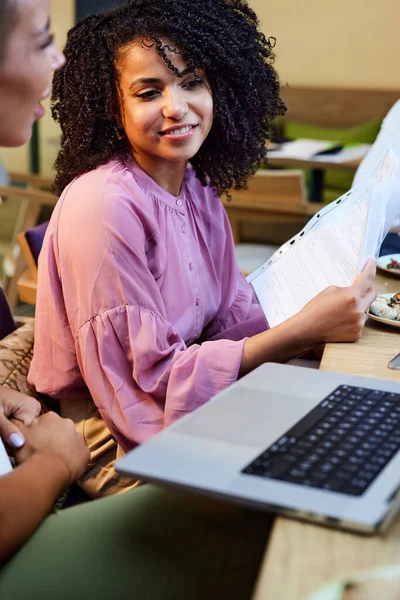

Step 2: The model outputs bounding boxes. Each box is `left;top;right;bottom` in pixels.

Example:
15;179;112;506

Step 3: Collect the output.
0;180;56;309
16;221;49;305
7;171;53;189
222;170;325;275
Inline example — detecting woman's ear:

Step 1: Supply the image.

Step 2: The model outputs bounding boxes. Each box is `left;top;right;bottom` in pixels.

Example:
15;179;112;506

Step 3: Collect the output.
112;85;128;139
111;96;126;140
111;98;121;125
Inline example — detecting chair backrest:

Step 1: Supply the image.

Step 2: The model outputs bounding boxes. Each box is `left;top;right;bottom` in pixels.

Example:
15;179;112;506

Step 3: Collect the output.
0;182;56;310
226;169;307;211
222;170;323;245
17;221;49;283
8;171;53;190
0;286;16;339
280;86;400;128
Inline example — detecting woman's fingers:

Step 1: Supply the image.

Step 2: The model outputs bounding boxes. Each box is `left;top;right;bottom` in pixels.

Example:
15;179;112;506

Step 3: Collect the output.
0;389;42;448
0;412;25;448
0;388;41;425
353;257;377;294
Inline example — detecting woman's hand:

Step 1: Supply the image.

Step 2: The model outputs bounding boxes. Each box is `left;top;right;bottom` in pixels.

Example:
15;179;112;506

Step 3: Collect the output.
296;257;377;345
11;412;90;487
0;387;41;449
240;258;376;377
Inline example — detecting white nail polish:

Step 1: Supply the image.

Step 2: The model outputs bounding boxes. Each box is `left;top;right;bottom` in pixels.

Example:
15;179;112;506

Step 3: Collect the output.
9;433;24;448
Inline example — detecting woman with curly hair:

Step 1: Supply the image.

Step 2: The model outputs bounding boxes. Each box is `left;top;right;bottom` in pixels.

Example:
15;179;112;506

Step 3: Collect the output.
30;0;376;497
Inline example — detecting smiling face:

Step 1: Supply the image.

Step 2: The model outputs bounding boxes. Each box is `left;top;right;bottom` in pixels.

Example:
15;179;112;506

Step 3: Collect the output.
116;39;213;193
0;0;65;147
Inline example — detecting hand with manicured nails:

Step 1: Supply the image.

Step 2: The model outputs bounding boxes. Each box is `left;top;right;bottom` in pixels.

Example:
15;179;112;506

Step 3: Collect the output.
0;387;41;449
11;412;90;487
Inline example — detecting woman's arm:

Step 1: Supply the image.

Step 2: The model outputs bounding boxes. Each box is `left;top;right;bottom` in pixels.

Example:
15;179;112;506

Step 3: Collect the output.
0;411;89;564
0;452;71;563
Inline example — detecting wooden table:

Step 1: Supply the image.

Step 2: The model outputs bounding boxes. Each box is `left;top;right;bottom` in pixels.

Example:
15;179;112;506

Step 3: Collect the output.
253;272;400;600
267;157;361;172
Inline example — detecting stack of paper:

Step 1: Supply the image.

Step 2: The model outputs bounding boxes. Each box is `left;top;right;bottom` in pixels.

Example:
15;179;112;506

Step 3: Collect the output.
249;148;400;328
268;138;371;163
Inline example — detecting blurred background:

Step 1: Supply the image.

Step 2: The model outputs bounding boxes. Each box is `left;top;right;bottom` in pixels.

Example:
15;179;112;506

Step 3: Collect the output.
1;0;399;177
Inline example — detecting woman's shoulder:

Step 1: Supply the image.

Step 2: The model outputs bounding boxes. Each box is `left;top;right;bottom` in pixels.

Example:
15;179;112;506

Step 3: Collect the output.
53;158;158;244
59;158;158;218
62;157;138;200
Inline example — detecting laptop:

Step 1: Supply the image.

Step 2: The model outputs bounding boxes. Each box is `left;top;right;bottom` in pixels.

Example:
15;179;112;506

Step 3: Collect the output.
116;363;400;534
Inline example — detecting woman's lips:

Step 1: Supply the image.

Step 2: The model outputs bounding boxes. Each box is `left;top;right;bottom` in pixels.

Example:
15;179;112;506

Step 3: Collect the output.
33;102;45;120
159;124;198;142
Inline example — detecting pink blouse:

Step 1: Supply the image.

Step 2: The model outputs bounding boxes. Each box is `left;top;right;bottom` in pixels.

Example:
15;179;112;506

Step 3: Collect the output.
29;158;267;451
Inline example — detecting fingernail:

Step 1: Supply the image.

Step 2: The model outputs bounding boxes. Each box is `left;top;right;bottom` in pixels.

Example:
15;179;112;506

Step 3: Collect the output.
8;433;24;448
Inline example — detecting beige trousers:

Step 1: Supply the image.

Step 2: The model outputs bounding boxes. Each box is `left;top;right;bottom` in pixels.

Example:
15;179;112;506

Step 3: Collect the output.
60;398;139;498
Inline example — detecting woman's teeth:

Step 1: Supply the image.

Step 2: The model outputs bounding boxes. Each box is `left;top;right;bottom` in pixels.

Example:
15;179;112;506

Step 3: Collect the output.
165;126;192;135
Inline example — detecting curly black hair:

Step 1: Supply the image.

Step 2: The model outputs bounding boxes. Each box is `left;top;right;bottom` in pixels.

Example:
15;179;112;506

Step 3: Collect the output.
52;0;285;197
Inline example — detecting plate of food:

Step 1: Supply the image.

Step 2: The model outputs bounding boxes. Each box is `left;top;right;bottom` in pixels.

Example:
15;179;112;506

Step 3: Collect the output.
369;292;400;328
305;564;400;600
377;254;400;276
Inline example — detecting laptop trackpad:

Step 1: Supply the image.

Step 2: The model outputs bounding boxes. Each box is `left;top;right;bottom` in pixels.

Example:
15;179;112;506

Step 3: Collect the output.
173;386;317;448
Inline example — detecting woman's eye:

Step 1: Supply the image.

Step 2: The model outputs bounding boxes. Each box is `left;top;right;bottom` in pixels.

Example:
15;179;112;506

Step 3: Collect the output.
184;79;204;90
137;90;159;100
40;33;54;50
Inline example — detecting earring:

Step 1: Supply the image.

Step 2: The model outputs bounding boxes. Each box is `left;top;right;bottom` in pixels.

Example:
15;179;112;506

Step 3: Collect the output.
114;124;126;141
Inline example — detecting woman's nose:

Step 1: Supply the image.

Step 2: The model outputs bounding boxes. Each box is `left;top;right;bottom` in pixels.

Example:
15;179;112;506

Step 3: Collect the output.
162;89;187;120
50;46;66;71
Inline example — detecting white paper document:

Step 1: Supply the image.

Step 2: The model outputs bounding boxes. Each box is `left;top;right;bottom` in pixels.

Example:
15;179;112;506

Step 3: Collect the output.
268;139;334;160
268;138;371;163
312;143;371;164
0;439;12;477
248;149;400;328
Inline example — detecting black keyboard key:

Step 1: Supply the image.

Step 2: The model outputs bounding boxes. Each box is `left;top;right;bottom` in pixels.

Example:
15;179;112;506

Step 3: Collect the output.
357;469;377;481
321;480;344;491
285;406;330;438
366;391;386;401
308;472;329;486
332;449;348;458
341;463;359;474
263;455;295;477
297;440;314;451
354;387;372;396
341;479;369;496
340;442;355;452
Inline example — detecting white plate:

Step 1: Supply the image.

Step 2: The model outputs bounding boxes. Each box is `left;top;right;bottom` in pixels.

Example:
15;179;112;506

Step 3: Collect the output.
305;564;400;600
369;293;400;328
377;254;400;277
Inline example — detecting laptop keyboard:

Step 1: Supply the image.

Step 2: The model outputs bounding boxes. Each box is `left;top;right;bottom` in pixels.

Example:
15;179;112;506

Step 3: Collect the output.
242;384;400;496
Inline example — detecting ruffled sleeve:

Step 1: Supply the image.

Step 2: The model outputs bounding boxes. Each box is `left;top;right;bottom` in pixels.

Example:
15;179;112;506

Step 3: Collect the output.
77;305;246;450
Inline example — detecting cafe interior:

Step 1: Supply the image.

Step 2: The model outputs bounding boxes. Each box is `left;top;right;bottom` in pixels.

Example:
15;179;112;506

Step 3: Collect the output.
1;0;400;598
